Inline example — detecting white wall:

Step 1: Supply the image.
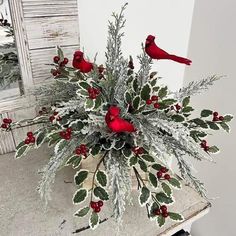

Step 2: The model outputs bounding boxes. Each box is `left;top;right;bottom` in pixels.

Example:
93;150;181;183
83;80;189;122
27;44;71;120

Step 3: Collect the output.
184;1;236;235
78;0;195;91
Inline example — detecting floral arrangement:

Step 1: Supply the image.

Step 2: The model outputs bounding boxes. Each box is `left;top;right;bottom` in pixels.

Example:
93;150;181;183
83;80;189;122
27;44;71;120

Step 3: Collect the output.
1;4;233;231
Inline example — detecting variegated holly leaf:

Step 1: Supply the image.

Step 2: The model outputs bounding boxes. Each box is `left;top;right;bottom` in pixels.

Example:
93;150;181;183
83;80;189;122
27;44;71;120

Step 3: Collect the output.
74;206;90;218
139;187;151;207
73;188;88;205
96;170;107;187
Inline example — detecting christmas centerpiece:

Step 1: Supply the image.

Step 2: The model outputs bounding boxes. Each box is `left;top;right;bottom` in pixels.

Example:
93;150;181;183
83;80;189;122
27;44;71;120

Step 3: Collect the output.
1;4;233;231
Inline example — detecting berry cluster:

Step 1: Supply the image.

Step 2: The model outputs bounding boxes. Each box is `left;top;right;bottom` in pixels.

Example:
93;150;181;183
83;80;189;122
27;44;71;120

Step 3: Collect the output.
52;56;69;77
171;104;182;112
98;64;105;79
90;200;104;213
146;95;160;109
154;205;169;218
200;140;210;152
212;112;224;122
75;144;88;158
49;111;61;122
132;146;144;155
87;87;100;99
1;118;12;129
59;128;72;140
156;166;170;180
24;132;35;144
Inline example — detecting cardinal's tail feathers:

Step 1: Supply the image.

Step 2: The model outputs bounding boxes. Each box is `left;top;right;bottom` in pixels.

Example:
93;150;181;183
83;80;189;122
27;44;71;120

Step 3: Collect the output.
169;54;192;65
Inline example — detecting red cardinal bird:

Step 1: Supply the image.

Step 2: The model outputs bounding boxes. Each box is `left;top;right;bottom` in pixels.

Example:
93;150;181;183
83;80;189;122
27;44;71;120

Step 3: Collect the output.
72;50;93;73
105;106;136;133
145;35;192;65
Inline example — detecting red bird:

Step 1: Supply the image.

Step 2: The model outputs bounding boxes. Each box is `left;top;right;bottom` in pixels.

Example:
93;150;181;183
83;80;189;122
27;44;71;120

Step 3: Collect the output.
145;35;192;65
105;106;136;133
72;51;93;73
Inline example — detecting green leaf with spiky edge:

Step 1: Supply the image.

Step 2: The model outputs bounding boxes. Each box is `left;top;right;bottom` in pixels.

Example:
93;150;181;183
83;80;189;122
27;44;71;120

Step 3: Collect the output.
192;118;208;128
141;154;155;163
89;212;99;230
94;96;102;109
96;170;107;187
65;155;80;166
74;170;89;186
157;215;165;227
207;121;219;130
129;155;138;166
36;130;47;148
148;172;158;188
72;156;82;169
158;86;168;99
201;109;213;117
141;83;152;101
132;78;139;92
122;147;132;158
16;140;26;150
162;99;176;106
168;177;181;189
150;201;159;218
138;159;148;172
55;139;67;154
73;188;88;204
152;164;162;171
78;81;90;91
156;192;173;204
90;144;101;156
208;146;220;153
74;206;90;218
161;182;172;197
15;145;29;159
124;91;132;104
94;186;109;201
182;96;190;107
168;212;184;221
133;95;141;110
220;122;230;133
182;106;194;113
85;98;95;110
139;187;151;207
114;139;125;150
223;114;233;122
171;114;185;122
70;120;84;131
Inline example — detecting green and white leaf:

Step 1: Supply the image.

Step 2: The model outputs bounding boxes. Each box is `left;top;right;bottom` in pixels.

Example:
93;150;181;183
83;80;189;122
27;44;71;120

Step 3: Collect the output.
15;145;29;159
220;122;230;133
139;186;151;207
140;83;152;101
73;188;88;205
156;192;174;204
36;130;47;148
148;172;158;188
74;169;89;186
96;170;108;187
129;155;138;166
89;212;99;230
168;212;184;221
74;206;90;218
157;215;165;227
168;177;181;189
141;154;155;163
94;186;109;201
161;182;172;197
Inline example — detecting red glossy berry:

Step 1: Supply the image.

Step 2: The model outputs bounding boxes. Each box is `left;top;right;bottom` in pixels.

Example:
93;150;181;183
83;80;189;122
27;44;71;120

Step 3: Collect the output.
27;131;33;137
98;200;103;207
213;117;219;122
154;209;161;215
52;70;58;76
87;87;94;93
75;148;81;155
53;56;60;63
175;104;181;110
1;123;8;129
204;146;210;152
80;144;87;152
89;93;97;99
157;171;163;178
24;139;31;144
219;116;224;121
154;103;160;109
64;134;71;140
59;131;66;138
162;212;169;218
160;167;168;173
3;118;9;123
94;88;100;95
132;147;139;155
201;140;207;145
53;111;58;116
49;116;55;122
151;95;158;101
90;201;97;209
146;99;152;105
66;127;72;133
7;119;12;124
94;206;101;213
137;147;144;155
213;112;218;117
164;174;171;180
30;136;36;143
63;58;69;64
160;205;167;212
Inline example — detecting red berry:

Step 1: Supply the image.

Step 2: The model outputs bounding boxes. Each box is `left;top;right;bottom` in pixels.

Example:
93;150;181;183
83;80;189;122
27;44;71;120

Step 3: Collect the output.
30;136;35;143
98;200;103;207
63;58;69;64
160;167;168;173
146;99;152;105
213;112;218;117
94;88;100;95
52;70;58;76
75;148;81;155
162;212;169;218
27;132;33;137
201;140;207;145
64;134;71;140
164;174;171;180
160;205;167;212
213;117;219;122
87;87;93;93
175;104;181;110
94;206;101;213
154;209;161;215
154;103;160;109
1;123;8;129
59;131;66;138
53;56;60;63
53;111;58;116
137;147;144;155
49;116;55;122
90;94;97;99
90;201;97;209
157;171;163;179
24;139;30;144
66;127;72;133
3;118;9;123
132;147;139;155
60;62;65;67
219;116;224;121
7;119;12;124
80;144;87;152
204;146;210;152
151;95;158;101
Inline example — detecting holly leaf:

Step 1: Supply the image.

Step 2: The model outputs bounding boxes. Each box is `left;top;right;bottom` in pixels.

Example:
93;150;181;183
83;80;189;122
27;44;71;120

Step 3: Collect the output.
133;95;141;110
55;139;67;155
182;106;194;113
141;154;155;163
139;187;151;207
208;146;220;154
161;182;172;197
138;159;148;172
89;212;99;230
172;114;185;122
168;212;184;221
124;91;132;104
148;172;158;188
141;83;152;101
223;114;233;122
94;96;102;109
151;164;162;171
114;139;125;150
129;155;138;166
220;122;230;133
156;192;173;204
78;81;90;91
192;118;208;128
90;144;101;156
85;98;95;110
73;188;88;204
162;99;176;106
122;147;132;158
70;120;84;131
96;170;107;187
36;130;47;148
132;78;139;92
201;109;213;117
74;170;89;186
157;215;165;227
207;121;219;130
168;177;181;189
94;186;109;201
74;206;90;217
182;96;190;107
65;155;81;167
158;86;168;99
15;145;29;159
